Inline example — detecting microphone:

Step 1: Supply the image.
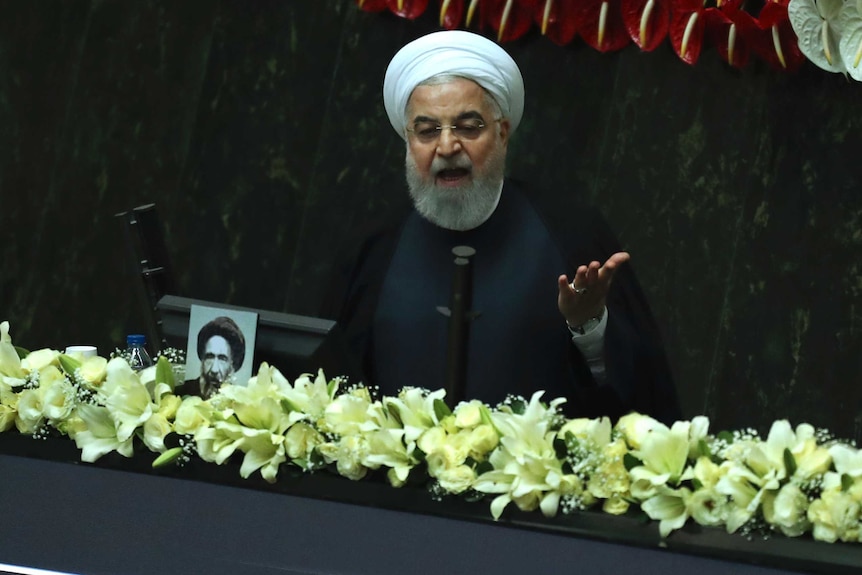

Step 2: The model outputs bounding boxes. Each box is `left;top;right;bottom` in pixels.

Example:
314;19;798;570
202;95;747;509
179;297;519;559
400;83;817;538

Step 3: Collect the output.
437;245;479;409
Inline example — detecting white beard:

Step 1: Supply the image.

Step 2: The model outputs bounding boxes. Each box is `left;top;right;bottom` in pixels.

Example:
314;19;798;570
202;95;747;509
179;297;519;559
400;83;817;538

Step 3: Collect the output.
405;144;506;231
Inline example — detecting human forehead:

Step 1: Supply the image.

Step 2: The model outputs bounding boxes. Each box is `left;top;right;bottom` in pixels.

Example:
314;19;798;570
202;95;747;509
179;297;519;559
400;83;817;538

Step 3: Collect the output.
204;335;231;355
405;78;494;120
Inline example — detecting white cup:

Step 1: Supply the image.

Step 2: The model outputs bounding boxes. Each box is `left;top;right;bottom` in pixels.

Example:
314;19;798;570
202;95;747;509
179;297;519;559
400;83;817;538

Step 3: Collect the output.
65;345;98;358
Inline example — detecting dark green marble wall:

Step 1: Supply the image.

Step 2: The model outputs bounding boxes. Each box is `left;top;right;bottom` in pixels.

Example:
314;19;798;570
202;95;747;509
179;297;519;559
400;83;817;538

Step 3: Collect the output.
1;1;860;439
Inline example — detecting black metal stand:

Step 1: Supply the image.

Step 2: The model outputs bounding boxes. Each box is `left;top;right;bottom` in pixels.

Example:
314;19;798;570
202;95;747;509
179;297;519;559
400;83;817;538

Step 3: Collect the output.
436;246;478;409
115;204;177;352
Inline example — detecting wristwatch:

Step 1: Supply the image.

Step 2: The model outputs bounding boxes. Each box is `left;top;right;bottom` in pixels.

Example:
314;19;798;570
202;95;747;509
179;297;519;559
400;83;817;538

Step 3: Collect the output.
567;307;605;336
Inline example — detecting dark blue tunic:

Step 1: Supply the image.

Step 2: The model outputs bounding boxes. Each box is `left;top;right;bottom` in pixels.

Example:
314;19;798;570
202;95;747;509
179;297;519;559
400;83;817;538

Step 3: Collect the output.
330;179;680;424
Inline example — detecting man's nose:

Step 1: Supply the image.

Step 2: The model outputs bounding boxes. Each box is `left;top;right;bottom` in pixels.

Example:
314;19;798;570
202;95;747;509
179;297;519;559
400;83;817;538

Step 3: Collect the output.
435;127;462;157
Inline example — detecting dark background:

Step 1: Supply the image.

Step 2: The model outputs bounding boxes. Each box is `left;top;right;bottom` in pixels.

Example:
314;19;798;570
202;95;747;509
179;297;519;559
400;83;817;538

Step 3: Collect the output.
1;1;860;440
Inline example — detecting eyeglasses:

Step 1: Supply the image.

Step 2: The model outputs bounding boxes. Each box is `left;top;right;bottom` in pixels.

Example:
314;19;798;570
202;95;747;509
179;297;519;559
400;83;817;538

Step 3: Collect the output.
405;118;501;144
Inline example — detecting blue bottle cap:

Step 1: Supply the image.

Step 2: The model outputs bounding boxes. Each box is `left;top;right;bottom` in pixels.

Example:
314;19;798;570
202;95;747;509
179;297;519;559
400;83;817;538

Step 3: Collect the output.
126;334;147;346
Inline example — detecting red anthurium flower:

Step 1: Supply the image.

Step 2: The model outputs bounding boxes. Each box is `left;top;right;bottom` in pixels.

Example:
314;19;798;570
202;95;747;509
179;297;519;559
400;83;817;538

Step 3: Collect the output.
620;0;669;52
386;0;430;19
483;0;542;43
439;0;467;28
357;0;389;11
573;0;632;52
704;0;752;68
534;0;581;46
754;0;806;71
668;0;706;64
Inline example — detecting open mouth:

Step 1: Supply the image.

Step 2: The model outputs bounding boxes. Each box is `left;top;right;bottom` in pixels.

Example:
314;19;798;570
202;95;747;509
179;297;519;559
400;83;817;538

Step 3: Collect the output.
436;168;471;184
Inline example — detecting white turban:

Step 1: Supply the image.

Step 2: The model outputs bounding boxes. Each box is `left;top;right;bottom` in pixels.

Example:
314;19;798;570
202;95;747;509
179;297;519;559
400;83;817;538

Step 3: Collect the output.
383;30;525;139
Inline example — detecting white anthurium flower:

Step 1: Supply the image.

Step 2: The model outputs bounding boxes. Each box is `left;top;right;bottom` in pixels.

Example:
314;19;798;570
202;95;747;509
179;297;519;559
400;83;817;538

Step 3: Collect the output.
838;0;862;80
615;412;666;449
73;403;135;462
762;482;812;537
642;486;693;537
20;348;60;372
101;358;155;442
807;487;862;542
789;0;847;73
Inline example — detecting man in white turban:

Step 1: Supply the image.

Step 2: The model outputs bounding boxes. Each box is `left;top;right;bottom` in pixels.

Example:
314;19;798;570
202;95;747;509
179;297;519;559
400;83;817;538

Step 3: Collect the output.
330;30;679;424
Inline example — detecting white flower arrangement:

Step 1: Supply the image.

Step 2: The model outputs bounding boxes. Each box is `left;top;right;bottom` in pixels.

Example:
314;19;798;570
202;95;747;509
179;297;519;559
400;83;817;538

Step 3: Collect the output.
1;320;861;543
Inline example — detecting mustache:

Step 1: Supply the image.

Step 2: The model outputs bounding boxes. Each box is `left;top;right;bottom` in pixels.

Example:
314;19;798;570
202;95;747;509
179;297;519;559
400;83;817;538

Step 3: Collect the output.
431;155;472;174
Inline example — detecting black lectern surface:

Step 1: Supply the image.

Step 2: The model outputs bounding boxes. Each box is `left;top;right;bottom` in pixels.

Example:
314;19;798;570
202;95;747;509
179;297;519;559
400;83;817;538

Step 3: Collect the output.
1;439;860;575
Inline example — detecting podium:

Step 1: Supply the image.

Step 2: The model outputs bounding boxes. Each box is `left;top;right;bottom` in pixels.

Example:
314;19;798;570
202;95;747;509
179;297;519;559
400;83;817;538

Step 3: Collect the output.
0;437;859;575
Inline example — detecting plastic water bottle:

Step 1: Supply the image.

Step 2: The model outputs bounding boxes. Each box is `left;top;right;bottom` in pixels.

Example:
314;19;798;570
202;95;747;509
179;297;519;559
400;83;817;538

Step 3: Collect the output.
126;334;153;371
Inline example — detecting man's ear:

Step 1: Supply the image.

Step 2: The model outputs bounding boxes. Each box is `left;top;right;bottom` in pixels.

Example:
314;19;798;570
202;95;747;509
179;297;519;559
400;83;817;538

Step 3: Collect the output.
499;118;511;148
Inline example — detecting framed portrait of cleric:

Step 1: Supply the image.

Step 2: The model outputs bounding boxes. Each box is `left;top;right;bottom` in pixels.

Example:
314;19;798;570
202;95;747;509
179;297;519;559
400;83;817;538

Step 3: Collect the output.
179;304;258;399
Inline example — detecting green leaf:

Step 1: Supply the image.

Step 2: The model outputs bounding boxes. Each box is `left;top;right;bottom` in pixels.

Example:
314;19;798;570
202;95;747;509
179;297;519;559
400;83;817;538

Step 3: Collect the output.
841;473;854;492
14;346;29;359
475;460;493;475
717;430;734;443
783;448;797;477
691;478;704;491
623;453;642;471
554;436;568;460
696;439;711;458
58;354;82;375
509;398;527;415
155;356;175;388
386;402;403;426
280;398;301;414
152;447;183;469
433;398;452;421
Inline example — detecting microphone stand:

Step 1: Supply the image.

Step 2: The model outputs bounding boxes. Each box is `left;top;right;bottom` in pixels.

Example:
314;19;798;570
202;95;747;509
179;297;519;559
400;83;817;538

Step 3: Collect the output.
436;246;479;409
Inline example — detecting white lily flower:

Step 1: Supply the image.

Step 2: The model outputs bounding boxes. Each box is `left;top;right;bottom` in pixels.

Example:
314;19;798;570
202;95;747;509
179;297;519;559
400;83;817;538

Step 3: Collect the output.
101;358;155;442
73;403;134;462
642;487;693;537
615;412;666;449
0;322;25;379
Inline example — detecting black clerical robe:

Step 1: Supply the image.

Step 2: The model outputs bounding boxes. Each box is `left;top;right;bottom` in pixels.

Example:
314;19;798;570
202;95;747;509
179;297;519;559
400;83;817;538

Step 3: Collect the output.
328;179;680;425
